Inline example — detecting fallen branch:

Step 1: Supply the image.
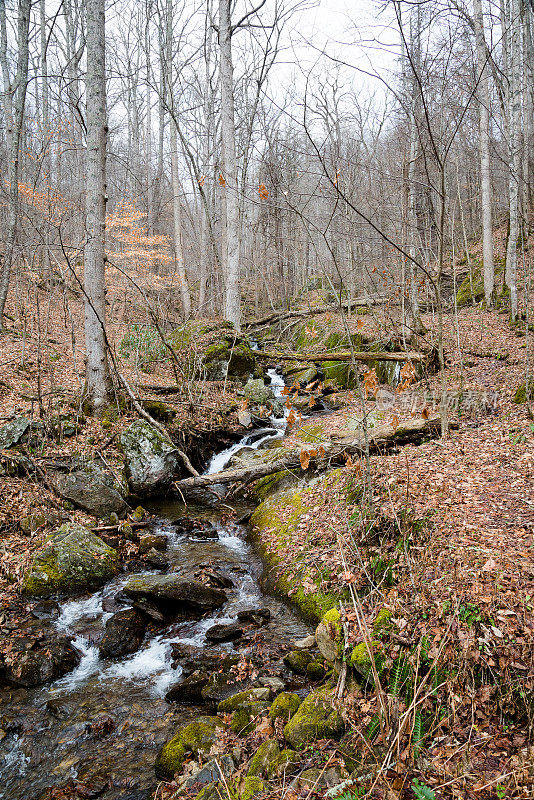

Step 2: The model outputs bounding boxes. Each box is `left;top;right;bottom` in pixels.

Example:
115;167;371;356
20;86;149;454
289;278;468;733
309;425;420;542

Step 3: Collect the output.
91;521;150;533
244;299;387;329
254;349;428;364
172;415;444;492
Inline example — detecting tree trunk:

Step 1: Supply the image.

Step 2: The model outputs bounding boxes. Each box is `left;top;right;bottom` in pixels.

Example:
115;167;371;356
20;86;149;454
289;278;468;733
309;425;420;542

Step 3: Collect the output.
473;0;495;307
84;0;111;411
0;0;31;326
219;0;241;328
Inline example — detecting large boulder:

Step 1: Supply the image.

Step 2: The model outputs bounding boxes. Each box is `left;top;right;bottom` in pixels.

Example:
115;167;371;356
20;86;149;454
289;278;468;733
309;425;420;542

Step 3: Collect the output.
122;574;227;616
283;686;344;749
1;631;81;687
155;716;225;780
49;462;129;519
22;523;118;597
120;420;179;496
202;336;256;380
315;608;344;664
244;378;275;406
99;609;147;659
0;416;30;449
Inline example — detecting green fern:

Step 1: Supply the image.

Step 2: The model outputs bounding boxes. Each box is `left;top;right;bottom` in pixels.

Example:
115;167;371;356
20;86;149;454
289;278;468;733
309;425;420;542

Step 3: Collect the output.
411;778;436;799
412;709;424;756
365;713;381;741
389;655;411;696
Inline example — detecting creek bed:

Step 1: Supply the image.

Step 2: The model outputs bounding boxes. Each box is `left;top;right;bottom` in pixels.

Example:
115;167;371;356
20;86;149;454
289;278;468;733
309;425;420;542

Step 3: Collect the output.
0;371;313;800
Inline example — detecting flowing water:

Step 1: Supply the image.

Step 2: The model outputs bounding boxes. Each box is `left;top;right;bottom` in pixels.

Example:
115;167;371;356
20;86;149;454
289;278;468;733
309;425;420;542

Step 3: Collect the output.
0;369;311;800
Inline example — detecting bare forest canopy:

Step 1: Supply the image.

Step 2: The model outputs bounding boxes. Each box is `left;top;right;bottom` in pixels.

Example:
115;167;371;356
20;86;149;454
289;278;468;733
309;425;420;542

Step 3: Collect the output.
0;0;532;409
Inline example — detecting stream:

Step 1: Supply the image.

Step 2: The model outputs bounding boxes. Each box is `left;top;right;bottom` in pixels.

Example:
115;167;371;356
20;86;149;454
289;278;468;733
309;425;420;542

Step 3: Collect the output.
0;369;312;800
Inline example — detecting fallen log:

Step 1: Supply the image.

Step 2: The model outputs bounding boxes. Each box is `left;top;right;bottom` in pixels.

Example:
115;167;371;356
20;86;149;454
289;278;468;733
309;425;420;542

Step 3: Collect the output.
244;299;388;329
254;349;427;364
172;415;443;493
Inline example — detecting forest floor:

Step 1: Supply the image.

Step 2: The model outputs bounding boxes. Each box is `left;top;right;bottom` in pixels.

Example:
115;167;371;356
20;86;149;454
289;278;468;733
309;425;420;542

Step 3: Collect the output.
1;275;534;798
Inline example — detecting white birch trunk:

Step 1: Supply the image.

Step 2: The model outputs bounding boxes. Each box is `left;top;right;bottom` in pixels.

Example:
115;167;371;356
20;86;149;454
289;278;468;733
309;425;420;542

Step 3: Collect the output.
84;0;111;409
473;0;495;306
0;0;31;325
219;0;241;329
505;0;521;319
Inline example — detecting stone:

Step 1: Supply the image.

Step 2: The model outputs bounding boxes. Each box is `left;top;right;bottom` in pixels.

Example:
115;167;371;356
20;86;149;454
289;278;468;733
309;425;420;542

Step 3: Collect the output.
131;598;166;622
202;337;256;381
307;660;326;681
31;600;60;620
138;533;167;553
22;523;118;597
20;513;48;535
316;608;344;664
99;609;147;659
145;548;169;570
293;634;316;650
244;378;275;406
283;649;314;675
349;641;385;683
2;633;81;687
200;672;250;706
0;416;30;449
256;676;285;693
283;686;344;749
155;716;225;780
123;574;227;615
247;740;281;779
298;766;344;790
237;607;270;626
205;622;244;643
177;755;235;792
48;463;129;519
120;420;179;496
269;692;301;723
165;670;209;703
218;688;271;713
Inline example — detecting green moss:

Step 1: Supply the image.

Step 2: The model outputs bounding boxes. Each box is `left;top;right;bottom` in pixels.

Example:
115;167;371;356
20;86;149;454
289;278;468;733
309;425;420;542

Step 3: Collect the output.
513;379;534;403
141;400;176;422
269;692;301;723
240;777;267;800
350;641;385;682
294;420;328;443
307;660;326;680
320;360;358;389
247;739;281;778
218;689;269;713
284;650;313;675
155;716;224;780
231;707;254;736
373;608;393;634
252;470;291;502
283;686;344;749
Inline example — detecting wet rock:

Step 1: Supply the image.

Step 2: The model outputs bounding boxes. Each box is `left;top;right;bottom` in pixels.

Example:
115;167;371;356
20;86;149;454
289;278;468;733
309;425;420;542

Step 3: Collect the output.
31;600;60;620
139;533;167;553
155;716;226;780
123;574;227;615
165;670;209;703
256;676;285;693
145;548;169;570
218;688;270;712
205;621;244;643
200;672;250;706
0;416;30;449
283;650;314;676
2;633;81;687
86;714;116;738
120;420;179;496
131;598;166;623
180;652;239;676
124;558;147;573
237;607;271;626
170;642;204;661
46;698;72;719
22;523;118;597
298;766;345;790
99;609;147;659
193;565;233;589
283;686;344;749
48;463;129;519
188;525;219;541
293;634;316;650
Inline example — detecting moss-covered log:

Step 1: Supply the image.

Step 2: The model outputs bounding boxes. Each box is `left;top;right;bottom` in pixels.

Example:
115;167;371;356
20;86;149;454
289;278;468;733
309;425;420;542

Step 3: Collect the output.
254;349;428;364
172;415;443;493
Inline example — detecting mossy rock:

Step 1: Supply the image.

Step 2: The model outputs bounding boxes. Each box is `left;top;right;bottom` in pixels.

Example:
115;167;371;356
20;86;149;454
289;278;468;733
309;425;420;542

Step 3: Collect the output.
244;378;274;405
141;400;176;422
218;688;270;713
294;420;328;444
247;739;281;779
283;650;313;675
350;641;385;683
269;692;301;723
251;470;299;503
319;360;358;390
250;488;340;621
307;660;326;681
22;523;118;597
283;686;344;749
120;419;178;496
202;336;255;380
316;608;344;664
155;716;225;780
513;379;534;403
